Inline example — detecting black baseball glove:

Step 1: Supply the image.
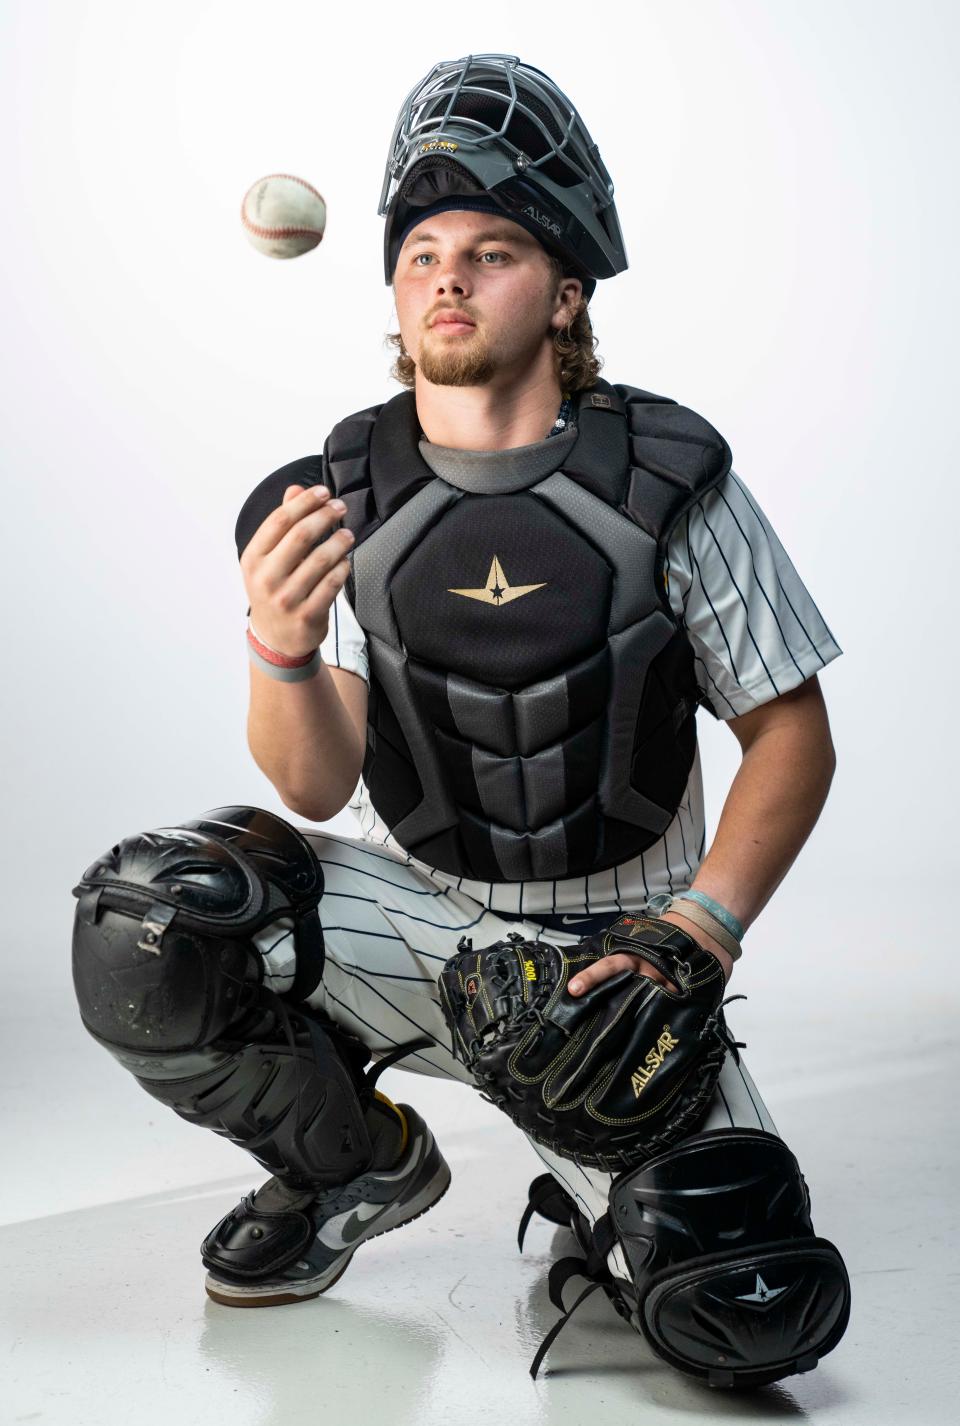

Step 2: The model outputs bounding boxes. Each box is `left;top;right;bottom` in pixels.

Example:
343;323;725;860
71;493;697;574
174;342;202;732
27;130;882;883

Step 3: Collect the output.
438;914;739;1172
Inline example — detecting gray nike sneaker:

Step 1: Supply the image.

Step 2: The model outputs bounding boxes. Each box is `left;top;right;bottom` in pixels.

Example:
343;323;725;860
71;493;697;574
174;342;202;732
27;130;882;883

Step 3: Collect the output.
202;1104;450;1307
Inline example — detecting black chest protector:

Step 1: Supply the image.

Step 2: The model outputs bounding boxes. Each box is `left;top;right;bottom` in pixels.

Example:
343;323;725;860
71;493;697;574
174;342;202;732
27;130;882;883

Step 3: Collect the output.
236;379;731;884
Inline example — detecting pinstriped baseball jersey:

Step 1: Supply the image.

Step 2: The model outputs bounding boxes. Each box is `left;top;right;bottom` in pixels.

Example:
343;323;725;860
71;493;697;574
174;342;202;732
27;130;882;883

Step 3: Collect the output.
319;460;841;916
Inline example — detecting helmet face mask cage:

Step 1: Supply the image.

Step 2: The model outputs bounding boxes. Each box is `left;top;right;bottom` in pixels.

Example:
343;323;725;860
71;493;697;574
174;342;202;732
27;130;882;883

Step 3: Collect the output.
380;55;627;290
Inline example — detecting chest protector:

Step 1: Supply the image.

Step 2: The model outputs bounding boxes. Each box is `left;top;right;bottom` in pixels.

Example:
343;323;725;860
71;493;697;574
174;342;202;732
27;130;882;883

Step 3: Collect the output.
237;380;731;883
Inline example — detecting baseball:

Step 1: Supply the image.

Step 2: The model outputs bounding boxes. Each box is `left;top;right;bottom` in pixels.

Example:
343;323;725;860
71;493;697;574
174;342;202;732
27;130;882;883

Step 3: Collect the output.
241;173;327;259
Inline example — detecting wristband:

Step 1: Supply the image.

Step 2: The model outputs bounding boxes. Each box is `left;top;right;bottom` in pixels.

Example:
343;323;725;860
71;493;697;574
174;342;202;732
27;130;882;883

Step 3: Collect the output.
664;901;742;961
673;889;745;942
246;624;321;682
645;891;743;961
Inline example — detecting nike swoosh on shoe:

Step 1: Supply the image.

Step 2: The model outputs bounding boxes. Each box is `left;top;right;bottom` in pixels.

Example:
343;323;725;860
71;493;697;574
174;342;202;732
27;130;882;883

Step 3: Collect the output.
315;1132;427;1249
339;1203;392;1245
317;1198;385;1250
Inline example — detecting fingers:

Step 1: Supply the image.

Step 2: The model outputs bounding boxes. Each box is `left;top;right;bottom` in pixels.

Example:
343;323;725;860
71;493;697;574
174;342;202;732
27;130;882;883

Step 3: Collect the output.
241;485;341;578
275;516;354;603
271;495;351;586
568;953;678;997
283;534;354;610
241;483;356;657
245;497;354;602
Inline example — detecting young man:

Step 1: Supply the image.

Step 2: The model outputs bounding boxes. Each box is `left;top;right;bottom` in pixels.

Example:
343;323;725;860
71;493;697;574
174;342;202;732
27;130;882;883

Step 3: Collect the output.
72;56;850;1389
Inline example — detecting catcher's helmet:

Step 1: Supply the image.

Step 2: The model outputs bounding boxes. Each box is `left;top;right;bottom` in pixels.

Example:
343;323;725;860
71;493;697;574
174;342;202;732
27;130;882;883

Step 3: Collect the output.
379;54;627;299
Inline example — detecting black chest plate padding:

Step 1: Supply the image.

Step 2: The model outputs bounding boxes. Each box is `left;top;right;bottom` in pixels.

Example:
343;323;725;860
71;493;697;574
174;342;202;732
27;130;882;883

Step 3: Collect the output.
390;492;612;690
368;393;437;522
560;388;631;505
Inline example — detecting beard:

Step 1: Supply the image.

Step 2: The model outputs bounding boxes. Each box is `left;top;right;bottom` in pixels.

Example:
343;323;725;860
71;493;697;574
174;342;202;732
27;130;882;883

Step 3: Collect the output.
417;325;496;386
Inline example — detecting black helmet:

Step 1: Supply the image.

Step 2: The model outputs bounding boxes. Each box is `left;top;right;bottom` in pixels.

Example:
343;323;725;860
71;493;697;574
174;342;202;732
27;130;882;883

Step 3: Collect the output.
379;54;628;300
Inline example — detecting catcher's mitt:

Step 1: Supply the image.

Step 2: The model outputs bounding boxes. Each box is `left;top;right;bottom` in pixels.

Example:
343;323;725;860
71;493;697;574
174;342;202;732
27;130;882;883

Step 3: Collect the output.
438;914;740;1172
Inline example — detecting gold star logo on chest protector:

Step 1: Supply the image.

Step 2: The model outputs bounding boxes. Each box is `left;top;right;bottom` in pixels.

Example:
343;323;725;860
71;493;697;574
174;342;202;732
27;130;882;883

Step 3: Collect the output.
447;555;547;607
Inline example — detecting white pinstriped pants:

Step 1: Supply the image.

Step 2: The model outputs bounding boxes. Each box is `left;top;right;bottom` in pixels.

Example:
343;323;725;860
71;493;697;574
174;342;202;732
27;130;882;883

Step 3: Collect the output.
272;829;778;1282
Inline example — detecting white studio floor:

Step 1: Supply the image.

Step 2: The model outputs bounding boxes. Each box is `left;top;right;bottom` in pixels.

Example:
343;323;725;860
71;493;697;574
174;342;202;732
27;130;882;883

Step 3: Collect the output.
3;974;955;1426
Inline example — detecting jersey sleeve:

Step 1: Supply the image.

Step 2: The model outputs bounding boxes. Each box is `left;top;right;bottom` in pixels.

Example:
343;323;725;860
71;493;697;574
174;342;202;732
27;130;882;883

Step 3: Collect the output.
319;589;370;684
663;469;843;719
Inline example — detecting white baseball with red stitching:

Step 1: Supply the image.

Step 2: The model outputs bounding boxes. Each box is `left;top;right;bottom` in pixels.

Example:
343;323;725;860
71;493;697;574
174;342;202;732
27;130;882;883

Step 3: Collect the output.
241;173;327;259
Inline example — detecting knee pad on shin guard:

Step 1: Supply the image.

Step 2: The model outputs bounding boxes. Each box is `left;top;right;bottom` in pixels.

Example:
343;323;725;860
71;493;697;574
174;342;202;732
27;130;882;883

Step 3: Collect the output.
71;804;325;1057
610;1129;851;1388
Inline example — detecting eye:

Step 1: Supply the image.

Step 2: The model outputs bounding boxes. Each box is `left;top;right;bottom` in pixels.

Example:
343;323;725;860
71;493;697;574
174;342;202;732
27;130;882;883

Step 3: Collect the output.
479;251;508;264
413;252;435;266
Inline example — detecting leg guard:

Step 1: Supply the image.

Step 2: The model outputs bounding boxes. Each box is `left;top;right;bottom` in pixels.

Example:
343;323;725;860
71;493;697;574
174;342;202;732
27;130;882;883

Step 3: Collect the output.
610;1128;851;1388
107;1004;382;1189
71;804;426;1189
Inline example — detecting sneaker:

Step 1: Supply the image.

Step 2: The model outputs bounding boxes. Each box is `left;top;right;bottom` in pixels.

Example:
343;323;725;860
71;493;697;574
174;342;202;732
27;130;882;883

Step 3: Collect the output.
202;1104;450;1307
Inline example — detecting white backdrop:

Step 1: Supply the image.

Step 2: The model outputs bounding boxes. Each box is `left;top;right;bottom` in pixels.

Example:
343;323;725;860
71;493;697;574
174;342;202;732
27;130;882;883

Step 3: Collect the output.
3;0;957;1005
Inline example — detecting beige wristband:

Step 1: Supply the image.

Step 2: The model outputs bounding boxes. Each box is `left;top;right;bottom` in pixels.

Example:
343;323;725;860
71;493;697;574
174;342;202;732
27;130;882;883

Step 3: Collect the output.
663;900;743;961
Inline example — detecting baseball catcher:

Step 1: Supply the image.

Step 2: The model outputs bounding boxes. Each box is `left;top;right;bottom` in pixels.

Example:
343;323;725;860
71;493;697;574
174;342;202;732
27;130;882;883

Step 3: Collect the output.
71;53;850;1393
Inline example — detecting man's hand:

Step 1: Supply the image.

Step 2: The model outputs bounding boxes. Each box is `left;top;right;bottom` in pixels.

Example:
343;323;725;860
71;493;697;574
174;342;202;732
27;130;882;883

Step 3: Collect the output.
240;483;354;657
567;909;734;996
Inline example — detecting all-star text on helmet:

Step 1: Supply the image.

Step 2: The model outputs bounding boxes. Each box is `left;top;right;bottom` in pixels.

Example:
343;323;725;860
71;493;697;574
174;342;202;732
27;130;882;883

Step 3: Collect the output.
379;54;628;301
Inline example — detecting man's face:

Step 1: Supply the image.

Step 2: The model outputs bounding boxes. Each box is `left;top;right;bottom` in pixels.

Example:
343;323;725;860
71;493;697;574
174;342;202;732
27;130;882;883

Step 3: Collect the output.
393;209;575;387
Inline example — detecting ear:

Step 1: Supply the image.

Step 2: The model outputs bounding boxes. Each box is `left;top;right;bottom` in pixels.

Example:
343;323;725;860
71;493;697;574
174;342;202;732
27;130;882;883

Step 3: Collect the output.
550;276;584;332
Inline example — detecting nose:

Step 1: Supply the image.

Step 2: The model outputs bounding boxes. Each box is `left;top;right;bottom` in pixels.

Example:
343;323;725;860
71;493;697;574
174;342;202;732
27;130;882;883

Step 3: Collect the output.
433;253;473;300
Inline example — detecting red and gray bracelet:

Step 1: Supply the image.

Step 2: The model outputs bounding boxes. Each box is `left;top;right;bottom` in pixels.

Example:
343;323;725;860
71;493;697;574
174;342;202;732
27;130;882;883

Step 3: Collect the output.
246;622;321;682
